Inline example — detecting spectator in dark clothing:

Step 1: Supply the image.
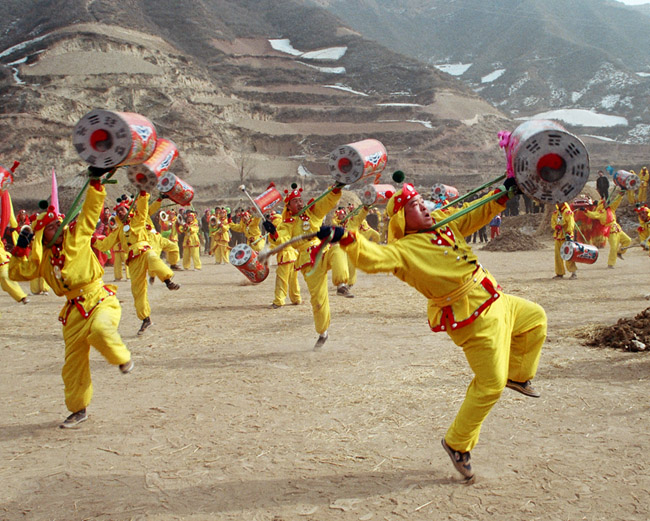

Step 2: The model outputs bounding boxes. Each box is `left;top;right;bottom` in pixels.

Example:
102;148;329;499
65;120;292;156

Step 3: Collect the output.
596;170;610;202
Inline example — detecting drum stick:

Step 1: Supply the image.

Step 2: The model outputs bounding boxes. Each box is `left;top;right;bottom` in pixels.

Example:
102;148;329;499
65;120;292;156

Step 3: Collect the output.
239;185;266;220
298;182;346;216
437;173;506;212
258;232;318;265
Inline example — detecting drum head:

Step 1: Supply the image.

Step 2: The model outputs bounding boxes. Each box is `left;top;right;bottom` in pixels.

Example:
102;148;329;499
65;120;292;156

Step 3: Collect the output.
229;243;252;266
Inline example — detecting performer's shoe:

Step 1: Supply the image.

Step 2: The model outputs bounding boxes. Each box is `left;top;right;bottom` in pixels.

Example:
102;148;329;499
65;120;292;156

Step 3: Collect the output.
607;265;615;269
617;253;625;260
138;317;152;335
570;272;577;279
20;297;29;304
149;276;155;285
270;303;282;309
505;379;540;398
336;284;354;298
119;359;134;374
441;438;474;479
60;408;87;429
314;331;328;349
164;279;180;291
292;300;302;305
170;264;182;271
552;275;563;279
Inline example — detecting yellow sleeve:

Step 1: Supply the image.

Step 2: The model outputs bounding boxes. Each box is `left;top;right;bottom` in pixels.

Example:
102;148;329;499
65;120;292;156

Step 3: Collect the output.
149;198;162;216
229;221;244;233
346;207;369;231
66;182;106;253
8;253;39;281
309;188;342;220
132;192;149;233
610;193;624;212
343;232;404;274
94;227;120;251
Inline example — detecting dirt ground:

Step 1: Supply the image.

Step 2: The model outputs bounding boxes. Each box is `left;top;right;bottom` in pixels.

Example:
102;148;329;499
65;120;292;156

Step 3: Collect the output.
2;236;650;521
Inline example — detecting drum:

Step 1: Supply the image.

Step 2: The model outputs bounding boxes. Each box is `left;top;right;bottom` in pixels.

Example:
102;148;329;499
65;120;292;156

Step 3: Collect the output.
506;119;589;204
229;243;269;283
127;139;178;192
157;172;194;206
609;169;639;191
254;184;283;214
0;164;14;191
359;183;395;206
328;139;387;185
431;183;459;202
73;109;157;168
560;240;598;264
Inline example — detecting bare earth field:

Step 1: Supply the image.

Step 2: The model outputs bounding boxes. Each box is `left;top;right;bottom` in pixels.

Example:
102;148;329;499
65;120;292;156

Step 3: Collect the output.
2;239;650;521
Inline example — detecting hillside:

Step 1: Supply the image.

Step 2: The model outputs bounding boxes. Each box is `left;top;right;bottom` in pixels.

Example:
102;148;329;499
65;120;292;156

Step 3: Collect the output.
313;0;650;145
0;0;514;210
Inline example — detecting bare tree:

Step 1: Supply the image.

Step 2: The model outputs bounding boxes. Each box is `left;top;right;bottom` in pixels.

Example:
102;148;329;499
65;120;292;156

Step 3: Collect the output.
236;148;257;187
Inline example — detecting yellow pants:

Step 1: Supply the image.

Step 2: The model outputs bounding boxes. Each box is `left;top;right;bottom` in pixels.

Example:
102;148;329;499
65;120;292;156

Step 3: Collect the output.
129;250;174;320
445;293;547;452
639;187;647;204
0;264;26;302
608;231;632;267
250;237;265;252
213;244;230;264
554;240;577;276
61;294;131;413
183;245;202;270
113;251;129;280
157;236;180;266
347;257;357;286
273;262;301;306
302;245;349;334
30;277;50;294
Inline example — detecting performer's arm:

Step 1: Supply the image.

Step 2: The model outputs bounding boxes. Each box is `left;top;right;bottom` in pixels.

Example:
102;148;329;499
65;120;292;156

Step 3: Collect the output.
8;246;39;281
342;232;404;274
131;191;149;232
94;227;119;251
451;189;508;237
68;181;107;250
310;185;343;219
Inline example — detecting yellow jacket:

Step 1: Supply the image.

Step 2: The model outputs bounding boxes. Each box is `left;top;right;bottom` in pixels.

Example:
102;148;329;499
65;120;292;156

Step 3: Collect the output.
268;213;297;264
276;189;342;270
230;216;263;248
9;183;116;324
179;220;201;248
343;191;507;332
0;240;11;266
210;219;230;245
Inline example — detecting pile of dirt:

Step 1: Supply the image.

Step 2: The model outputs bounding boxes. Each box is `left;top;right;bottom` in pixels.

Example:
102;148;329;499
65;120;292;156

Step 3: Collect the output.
480;229;545;251
502;212;545;235
583;307;650;352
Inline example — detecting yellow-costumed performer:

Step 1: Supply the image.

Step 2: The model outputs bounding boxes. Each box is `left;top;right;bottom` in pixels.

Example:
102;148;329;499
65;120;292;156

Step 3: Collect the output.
177;210;202;270
230;211;265;252
268;211;301;308
209;209;231;264
551;202;577;279
321;172;546;479
9;170;133;428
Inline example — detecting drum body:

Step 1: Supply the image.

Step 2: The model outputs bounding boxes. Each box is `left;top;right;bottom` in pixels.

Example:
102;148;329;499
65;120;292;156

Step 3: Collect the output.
431;183;459;202
328;139;387;185
254;185;283;214
610;169;639;191
157;172;194;206
560;240;598;264
0;165;13;191
359;183;395;206
229;243;269;283
73;109;157;168
507;119;589;204
127;139;178;192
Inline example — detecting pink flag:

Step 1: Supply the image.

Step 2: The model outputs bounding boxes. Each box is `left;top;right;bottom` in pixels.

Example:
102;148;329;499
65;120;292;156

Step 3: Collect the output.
51;167;59;213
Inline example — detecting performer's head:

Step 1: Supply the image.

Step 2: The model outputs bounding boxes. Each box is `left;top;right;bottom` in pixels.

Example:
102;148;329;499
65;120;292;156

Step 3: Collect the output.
284;183;303;215
33;204;64;246
186;211;196;224
385;171;430;240
114;195;131;221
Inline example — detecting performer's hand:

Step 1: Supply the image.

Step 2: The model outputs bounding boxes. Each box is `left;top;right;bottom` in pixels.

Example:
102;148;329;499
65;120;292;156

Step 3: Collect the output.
503;176;521;194
16;228;34;249
87;166;115;178
262;219;277;236
565;233;572;241
317;225;345;243
160;193;169;200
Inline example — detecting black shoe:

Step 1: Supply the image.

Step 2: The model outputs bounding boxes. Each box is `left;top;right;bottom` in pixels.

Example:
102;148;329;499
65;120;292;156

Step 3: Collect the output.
441;438;474;479
336;284;354;298
270;303;282;309
314;331;328;349
170;264;182;271
119;359;134;374
506;379;540;398
617;253;624;260
60;408;88;429
164;279;180;291
138;317;152;336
